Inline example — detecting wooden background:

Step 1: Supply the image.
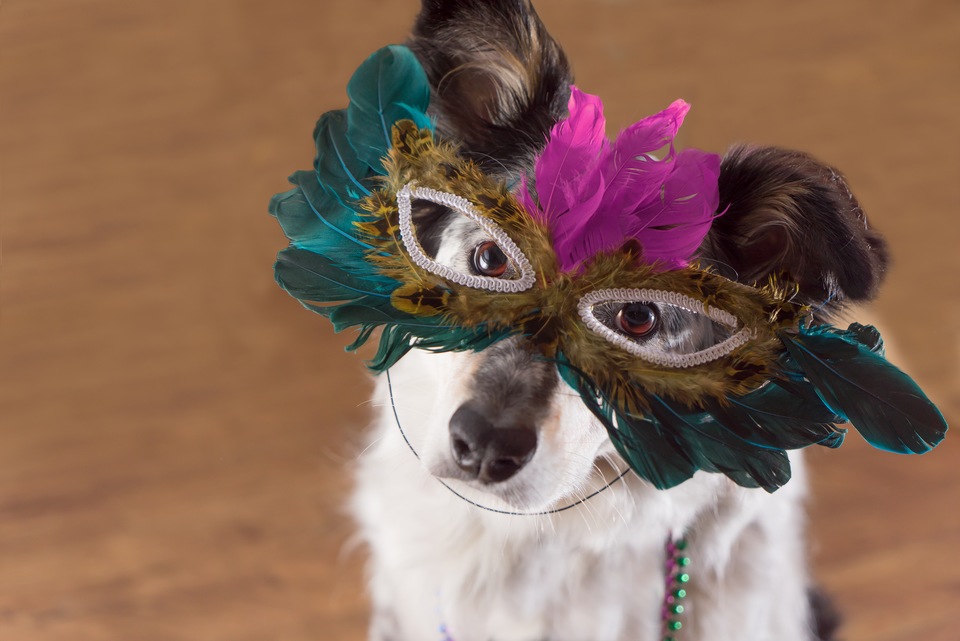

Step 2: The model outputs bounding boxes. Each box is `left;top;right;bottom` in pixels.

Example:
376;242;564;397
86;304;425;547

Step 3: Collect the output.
1;1;958;639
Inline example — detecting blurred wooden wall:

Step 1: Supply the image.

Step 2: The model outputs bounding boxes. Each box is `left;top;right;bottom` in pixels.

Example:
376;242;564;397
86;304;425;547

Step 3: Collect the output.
1;1;957;640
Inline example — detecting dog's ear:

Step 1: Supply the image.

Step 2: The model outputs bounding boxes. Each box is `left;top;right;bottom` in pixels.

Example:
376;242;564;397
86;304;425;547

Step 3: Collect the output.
698;145;889;318
407;0;572;175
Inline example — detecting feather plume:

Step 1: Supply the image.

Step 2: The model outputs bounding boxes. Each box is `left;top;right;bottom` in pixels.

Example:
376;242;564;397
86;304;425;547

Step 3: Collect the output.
269;171;377;274
709;381;846;451
779;325;948;454
521;90;721;272
313;110;374;201
645;395;792;492
624;148;721;267
274;248;393;305
272;46;504;371
558;356;791;492
346;44;432;172
530;87;607;221
562;363;699;490
602;99;688;215
562;317;945;490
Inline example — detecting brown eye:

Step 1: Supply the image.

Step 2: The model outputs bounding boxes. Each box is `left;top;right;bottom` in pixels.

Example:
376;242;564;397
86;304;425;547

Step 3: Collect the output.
616;302;659;338
472;241;509;277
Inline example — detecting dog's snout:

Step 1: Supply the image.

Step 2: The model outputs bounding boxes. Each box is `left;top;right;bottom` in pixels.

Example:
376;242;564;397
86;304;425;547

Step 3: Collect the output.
449;405;537;484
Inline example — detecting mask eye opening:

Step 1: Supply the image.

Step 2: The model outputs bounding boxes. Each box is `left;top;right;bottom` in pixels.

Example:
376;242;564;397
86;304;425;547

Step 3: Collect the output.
396;182;536;293
578;288;753;368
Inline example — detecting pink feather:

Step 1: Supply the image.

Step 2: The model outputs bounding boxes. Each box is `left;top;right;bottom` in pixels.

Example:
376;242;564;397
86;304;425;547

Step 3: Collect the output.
521;88;721;273
603;99;690;216
532;86;607;221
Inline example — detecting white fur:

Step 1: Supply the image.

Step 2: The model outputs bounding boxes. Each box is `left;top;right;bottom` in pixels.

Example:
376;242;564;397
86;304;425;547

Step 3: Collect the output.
352;348;816;641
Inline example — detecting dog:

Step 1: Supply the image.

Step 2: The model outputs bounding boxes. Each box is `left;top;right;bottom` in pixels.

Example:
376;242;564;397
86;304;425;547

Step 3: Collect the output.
346;1;887;639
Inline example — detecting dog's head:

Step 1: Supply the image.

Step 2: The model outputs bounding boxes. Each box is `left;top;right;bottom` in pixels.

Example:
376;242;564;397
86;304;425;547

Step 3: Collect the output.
389;0;888;512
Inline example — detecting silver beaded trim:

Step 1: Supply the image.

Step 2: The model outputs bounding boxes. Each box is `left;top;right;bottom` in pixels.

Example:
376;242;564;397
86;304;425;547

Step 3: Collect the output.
578;288;752;368
396;183;536;293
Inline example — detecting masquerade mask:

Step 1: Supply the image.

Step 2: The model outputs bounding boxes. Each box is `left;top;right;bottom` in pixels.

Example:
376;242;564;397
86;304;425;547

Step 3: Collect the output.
271;46;947;492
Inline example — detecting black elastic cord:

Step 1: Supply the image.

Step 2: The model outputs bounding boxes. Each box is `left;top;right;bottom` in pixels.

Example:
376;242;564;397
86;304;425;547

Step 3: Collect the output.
385;369;630;516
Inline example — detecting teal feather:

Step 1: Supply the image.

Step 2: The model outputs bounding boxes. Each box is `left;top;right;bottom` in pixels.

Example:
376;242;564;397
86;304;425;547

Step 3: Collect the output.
364;323;506;371
272;115;381;272
327;302;418;326
605;415;699;491
289;289;508;372
767;374;845;452
708;381;846;451
575;382;699;490
295;293;505;371
271;46;491;372
276;249;502;369
555;357;686;488
779;325;948;454
293;169;369;242
645;396;792;492
269;174;377;270
346;44;432;172
327;304;487;333
274;248;394;304
556;356;791;491
558;357;776;492
313;110;375;202
557;316;950;492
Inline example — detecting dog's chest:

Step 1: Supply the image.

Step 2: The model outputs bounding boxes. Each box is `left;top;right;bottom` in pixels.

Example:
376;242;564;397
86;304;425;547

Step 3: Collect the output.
437;534;668;641
355;444;701;641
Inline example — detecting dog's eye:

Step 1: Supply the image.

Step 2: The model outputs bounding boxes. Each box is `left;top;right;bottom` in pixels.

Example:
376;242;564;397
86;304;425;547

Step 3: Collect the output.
580;289;752;368
472;241;509;277
396;182;535;292
616;302;659;339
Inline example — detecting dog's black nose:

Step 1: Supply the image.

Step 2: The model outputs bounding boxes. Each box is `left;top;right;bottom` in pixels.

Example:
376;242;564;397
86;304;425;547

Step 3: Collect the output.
448;404;537;484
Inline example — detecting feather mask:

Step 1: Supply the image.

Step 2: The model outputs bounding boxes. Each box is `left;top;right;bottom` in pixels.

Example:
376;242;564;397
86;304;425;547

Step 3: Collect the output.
271;45;947;492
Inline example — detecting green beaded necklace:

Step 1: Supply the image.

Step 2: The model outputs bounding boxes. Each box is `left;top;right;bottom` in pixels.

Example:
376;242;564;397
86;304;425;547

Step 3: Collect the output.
662;537;690;641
